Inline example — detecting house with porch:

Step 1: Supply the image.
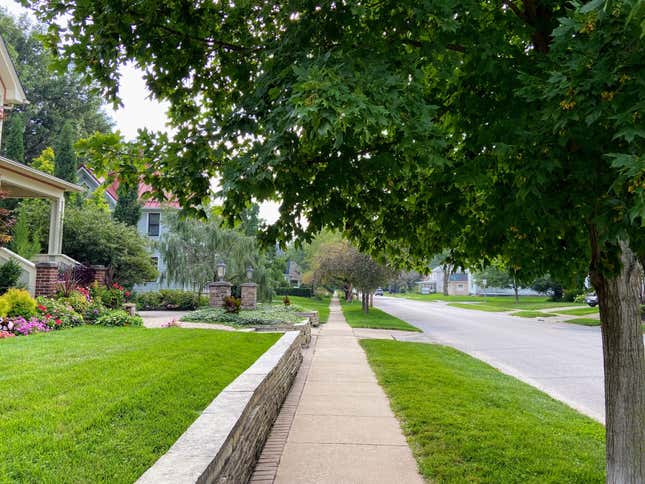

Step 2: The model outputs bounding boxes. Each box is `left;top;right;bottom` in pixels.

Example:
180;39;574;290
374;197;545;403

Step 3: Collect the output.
0;35;85;296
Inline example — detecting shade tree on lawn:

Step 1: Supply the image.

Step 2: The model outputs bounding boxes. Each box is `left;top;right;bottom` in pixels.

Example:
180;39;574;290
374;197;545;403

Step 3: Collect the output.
24;0;645;480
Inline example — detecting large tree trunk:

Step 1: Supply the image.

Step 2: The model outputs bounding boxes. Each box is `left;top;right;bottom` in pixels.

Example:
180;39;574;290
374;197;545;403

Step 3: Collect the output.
513;276;519;304
590;238;645;483
362;290;369;314
369;292;374;307
442;264;451;296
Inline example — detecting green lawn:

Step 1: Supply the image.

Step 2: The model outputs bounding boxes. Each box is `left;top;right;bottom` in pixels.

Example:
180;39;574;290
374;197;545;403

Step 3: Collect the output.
393;293;585;313
0;327;279;483
361;340;605;483
341;301;421;331
287;295;331;323
512;310;558;318
557;307;599;316
567;318;601;326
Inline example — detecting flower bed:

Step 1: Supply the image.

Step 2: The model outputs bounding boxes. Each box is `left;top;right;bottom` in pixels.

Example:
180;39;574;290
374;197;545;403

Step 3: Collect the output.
182;303;306;326
0;282;142;340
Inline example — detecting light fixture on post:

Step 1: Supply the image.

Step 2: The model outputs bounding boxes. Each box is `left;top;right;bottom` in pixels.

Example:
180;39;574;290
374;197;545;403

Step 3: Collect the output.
217;261;226;281
246;265;254;282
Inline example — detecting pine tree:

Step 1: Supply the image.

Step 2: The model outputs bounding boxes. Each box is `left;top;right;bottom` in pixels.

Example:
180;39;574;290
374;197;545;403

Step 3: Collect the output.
113;183;141;226
54;121;77;182
2;114;25;163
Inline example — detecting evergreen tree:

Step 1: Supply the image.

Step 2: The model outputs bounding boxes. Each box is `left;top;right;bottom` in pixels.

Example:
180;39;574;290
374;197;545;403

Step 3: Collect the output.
113;183;141;226
54;121;77;183
9;210;41;259
2;114;25;163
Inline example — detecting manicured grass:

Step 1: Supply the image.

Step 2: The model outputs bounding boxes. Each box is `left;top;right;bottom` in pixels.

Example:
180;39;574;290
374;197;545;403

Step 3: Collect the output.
512;310;557;318
557;307;599;316
567;318;601;326
0;327;279;483
394;293;585;312
361;340;605;483
341;301;421;331
287;296;331;323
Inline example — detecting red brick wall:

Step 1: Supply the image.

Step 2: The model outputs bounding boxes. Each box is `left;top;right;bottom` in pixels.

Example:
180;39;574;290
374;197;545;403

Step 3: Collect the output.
35;263;59;297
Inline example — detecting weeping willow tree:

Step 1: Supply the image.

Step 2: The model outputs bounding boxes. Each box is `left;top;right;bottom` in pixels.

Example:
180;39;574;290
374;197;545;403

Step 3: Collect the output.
158;211;273;300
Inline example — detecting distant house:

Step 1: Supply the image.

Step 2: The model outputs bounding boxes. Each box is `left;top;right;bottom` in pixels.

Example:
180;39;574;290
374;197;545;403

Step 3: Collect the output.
77;165;184;292
417;267;474;295
284;260;302;287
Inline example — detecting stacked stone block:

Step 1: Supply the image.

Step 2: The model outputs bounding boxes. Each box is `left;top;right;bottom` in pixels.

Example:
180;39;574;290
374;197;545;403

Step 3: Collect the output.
240;282;257;309
209;281;232;307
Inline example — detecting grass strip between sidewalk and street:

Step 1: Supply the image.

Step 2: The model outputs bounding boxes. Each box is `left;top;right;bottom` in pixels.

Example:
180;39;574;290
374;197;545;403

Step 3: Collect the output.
286;295;331;323
557;307;600;316
361;339;605;483
567;318;602;326
341;300;421;331
512;310;557;318
0;327;279;483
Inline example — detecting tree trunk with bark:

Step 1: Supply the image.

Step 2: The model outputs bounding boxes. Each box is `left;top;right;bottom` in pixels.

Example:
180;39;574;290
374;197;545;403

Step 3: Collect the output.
513;276;519;304
590;238;645;483
370;292;373;307
442;264;451;296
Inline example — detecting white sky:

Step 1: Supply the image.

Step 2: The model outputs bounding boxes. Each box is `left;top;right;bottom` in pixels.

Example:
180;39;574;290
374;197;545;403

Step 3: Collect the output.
2;0;281;223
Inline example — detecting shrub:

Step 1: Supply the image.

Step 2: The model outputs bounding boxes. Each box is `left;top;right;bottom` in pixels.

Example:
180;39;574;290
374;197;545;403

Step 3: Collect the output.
94;310;143;327
36;297;84;328
83;300;110;324
0;288;36;318
0;260;22;294
91;282;129;309
57;291;91;314
314;287;331;298
135;290;207;311
275;286;313;298
224;296;241;314
0;297;8;317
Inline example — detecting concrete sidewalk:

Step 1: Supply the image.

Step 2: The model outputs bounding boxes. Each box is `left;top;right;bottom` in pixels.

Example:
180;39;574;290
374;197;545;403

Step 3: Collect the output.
253;297;424;484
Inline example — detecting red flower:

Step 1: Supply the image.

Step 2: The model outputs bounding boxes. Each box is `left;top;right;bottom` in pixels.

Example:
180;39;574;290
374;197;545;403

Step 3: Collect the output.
55;319;62;325
37;305;47;311
125;291;131;297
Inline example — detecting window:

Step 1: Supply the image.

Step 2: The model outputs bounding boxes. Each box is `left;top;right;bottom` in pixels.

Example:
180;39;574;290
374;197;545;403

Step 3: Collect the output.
147;257;159;283
148;213;160;236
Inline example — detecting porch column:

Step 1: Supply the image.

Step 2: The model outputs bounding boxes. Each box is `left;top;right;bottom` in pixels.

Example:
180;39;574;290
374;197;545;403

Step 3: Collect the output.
48;196;65;255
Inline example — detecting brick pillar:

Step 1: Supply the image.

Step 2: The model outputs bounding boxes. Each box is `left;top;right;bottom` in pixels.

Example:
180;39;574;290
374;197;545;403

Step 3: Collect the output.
209;281;232;308
240;283;257;309
92;265;107;286
35;262;59;297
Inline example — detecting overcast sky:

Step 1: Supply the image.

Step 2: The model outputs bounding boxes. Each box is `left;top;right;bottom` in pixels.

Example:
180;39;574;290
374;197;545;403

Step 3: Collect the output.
2;0;281;223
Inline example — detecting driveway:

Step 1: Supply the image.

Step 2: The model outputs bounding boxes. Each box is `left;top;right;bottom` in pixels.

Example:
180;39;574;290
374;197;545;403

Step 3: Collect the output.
373;297;611;422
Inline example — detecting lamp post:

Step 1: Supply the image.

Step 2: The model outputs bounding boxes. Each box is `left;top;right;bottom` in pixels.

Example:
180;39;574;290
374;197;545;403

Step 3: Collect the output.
217;261;226;282
209;261;231;308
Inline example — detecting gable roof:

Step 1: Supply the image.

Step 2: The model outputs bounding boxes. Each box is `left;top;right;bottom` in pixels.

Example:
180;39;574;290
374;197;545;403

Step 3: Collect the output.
0;35;27;105
77;165;180;209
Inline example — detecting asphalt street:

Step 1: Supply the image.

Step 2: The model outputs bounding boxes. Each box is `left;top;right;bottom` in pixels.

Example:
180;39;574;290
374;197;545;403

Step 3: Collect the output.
373;296;619;423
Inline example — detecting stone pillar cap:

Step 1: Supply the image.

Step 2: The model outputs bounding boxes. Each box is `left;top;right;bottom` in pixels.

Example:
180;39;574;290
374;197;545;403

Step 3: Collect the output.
35;262;59;268
209;281;232;287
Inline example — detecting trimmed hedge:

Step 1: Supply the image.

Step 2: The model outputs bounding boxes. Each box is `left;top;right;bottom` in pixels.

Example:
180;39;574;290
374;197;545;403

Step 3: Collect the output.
135;290;209;311
274;286;313;298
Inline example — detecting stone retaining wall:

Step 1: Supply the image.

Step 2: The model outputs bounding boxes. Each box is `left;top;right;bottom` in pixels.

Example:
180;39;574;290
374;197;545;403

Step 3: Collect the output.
255;320;311;348
136;331;303;484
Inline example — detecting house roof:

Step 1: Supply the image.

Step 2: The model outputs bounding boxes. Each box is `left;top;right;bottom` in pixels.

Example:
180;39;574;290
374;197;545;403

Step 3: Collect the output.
78;164;180;209
0;155;83;196
0;35;27;105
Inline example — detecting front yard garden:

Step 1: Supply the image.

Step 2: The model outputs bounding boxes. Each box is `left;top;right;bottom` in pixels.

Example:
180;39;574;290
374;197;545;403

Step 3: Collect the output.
341;300;420;331
0;327;279;483
361;340;605;483
181;302;308;326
